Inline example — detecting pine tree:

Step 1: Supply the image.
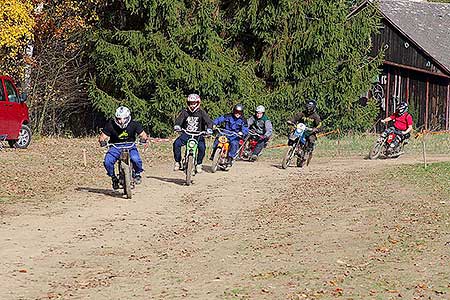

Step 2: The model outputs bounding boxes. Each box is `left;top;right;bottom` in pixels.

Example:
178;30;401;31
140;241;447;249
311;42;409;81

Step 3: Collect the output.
89;0;382;136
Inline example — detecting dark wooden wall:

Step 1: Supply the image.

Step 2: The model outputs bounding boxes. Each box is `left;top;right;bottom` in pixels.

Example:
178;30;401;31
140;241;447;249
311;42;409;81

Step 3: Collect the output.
371;20;445;75
376;65;449;130
371;19;450;131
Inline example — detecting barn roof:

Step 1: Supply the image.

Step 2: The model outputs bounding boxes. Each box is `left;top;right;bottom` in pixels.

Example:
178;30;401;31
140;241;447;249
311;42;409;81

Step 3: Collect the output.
348;0;450;74
379;0;450;74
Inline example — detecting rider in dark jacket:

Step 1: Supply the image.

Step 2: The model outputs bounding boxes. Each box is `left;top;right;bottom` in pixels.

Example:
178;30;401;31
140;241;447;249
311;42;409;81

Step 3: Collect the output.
247;105;272;161
287;99;322;152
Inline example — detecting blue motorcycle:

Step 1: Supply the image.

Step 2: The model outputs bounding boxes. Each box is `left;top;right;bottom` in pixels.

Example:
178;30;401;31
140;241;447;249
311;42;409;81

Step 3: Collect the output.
281;123;313;169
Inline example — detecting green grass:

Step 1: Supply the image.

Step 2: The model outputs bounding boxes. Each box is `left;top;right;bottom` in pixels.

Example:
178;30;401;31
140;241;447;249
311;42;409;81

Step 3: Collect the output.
389;161;450;198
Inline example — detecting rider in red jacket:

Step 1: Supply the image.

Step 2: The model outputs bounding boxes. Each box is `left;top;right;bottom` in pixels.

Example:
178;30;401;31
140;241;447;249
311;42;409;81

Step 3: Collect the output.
380;102;413;151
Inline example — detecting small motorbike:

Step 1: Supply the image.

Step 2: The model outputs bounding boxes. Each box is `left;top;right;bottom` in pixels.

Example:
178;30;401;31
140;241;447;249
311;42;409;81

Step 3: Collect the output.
369;128;407;159
237;130;260;161
180;129;207;186
281;123;313;169
211;128;240;172
108;142;136;199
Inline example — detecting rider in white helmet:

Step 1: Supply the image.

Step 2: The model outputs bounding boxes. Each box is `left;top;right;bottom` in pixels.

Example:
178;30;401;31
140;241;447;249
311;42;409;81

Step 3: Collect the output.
173;93;213;173
99;106;149;189
246;105;273;161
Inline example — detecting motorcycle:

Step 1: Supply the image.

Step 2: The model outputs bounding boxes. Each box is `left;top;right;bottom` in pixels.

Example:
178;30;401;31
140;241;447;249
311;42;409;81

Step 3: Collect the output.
237;130;260;161
211;128;240;172
180;129;207;186
369;128;407;159
281;123;313;169
107;142;137;199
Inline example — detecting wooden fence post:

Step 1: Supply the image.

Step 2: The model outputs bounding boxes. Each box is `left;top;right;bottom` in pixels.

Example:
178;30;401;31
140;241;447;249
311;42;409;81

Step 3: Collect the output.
421;130;427;168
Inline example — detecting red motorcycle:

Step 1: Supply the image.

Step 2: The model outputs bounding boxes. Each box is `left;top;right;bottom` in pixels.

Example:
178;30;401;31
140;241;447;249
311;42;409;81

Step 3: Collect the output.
369;128;407;159
237;130;260;161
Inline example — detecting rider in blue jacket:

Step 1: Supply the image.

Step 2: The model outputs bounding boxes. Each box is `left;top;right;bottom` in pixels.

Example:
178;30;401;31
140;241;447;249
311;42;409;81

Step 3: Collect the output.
212;104;248;165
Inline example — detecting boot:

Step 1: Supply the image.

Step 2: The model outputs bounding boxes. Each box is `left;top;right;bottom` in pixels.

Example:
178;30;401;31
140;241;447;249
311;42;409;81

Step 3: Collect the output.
111;176;119;190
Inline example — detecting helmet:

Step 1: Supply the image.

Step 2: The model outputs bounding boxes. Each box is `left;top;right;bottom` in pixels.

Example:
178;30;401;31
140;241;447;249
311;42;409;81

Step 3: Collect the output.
187;93;201;112
255;105;265;113
233;103;244;116
396;102;408;115
305;99;317;114
115;106;131;129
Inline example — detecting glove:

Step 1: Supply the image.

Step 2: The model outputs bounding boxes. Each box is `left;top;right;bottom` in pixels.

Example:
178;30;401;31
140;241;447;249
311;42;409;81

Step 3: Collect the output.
238;131;243;137
206;128;213;135
212;125;217;130
381;119;386;124
287;120;294;126
99;140;107;147
312;128;319;134
174;125;181;132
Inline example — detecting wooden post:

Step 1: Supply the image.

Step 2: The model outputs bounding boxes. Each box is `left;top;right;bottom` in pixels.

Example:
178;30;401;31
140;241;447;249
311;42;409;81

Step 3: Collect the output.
421;130;427;169
83;149;87;167
337;128;341;157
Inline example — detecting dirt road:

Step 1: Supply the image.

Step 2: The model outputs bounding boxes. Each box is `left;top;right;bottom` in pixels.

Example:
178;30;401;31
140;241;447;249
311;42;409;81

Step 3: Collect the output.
1;154;449;299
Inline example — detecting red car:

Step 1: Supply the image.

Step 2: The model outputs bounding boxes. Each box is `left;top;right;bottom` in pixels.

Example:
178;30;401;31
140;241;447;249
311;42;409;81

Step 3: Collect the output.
0;75;31;148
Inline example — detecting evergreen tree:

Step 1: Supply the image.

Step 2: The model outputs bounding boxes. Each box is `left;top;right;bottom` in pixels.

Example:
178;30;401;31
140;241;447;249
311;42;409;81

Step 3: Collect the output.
89;0;381;136
225;0;382;131
89;0;264;136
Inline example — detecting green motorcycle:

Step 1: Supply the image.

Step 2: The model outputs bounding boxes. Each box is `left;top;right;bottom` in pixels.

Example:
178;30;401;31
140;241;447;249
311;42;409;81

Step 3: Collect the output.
181;129;207;186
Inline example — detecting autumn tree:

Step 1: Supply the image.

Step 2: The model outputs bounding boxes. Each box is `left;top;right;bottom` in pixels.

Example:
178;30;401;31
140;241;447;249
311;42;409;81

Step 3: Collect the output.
29;0;104;136
0;0;34;79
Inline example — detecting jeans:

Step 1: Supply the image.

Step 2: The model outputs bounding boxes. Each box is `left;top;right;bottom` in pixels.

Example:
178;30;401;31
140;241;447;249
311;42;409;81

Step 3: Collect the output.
173;133;206;164
253;137;269;156
104;144;143;177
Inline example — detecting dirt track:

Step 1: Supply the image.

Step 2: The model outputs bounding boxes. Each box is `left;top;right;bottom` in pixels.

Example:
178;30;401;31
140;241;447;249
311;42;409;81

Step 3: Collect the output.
1;154;449;299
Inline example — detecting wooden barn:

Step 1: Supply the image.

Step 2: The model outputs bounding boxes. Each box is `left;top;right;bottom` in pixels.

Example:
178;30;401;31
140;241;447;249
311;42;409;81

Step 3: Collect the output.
351;0;450;131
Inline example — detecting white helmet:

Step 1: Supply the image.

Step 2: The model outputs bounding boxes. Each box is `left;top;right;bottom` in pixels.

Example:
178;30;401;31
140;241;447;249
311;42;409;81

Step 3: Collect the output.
187;93;201;112
115;106;131;129
256;105;265;113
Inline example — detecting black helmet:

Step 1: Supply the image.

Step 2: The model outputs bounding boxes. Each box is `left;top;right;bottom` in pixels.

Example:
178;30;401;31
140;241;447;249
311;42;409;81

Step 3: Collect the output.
233;103;244;115
305;99;317;114
396;102;408;115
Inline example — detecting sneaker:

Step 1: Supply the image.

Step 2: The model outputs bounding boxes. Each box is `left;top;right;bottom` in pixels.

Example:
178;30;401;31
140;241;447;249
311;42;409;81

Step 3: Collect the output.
196;164;203;173
173;161;181;171
111;176;119;190
250;154;258;162
134;174;142;185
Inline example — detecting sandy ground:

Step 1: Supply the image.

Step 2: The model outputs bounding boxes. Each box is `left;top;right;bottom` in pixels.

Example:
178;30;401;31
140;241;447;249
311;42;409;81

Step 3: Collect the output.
0;153;449;300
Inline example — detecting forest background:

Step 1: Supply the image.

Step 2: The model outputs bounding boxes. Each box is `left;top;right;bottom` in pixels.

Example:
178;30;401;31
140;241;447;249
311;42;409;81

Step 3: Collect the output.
1;0;448;137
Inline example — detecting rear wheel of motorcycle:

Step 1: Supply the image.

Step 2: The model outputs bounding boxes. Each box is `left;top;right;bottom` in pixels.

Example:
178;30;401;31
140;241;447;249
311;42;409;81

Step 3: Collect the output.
211;148;221;173
281;146;295;169
185;154;194;186
369;139;383;160
122;163;132;199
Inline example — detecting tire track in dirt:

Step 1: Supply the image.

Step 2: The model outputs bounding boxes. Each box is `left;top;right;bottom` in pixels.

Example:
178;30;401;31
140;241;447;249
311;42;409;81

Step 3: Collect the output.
0;154;448;299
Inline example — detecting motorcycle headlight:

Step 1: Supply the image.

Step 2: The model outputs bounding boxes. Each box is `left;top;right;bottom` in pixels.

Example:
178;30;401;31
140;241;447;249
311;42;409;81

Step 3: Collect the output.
188;140;197;148
218;136;228;143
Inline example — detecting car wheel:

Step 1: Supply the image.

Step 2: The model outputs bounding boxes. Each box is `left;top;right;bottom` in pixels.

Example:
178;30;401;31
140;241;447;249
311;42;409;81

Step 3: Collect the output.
10;124;32;149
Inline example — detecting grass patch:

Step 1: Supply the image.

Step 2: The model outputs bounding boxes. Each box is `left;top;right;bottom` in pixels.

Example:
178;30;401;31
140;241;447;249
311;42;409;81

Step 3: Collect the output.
387;161;450;198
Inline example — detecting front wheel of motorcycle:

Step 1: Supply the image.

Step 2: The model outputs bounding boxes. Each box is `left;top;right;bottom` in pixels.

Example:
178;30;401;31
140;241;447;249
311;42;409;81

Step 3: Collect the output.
185;154;194;186
281;146;295;169
211;148;221;173
369;139;384;160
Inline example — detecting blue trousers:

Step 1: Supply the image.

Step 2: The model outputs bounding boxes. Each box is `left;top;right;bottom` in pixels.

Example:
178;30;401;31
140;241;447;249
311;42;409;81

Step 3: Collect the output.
173;133;206;164
213;136;240;158
104;144;143;177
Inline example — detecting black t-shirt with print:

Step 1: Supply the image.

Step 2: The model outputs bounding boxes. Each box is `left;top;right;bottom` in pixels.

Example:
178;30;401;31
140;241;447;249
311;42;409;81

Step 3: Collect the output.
102;120;144;143
174;108;213;132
